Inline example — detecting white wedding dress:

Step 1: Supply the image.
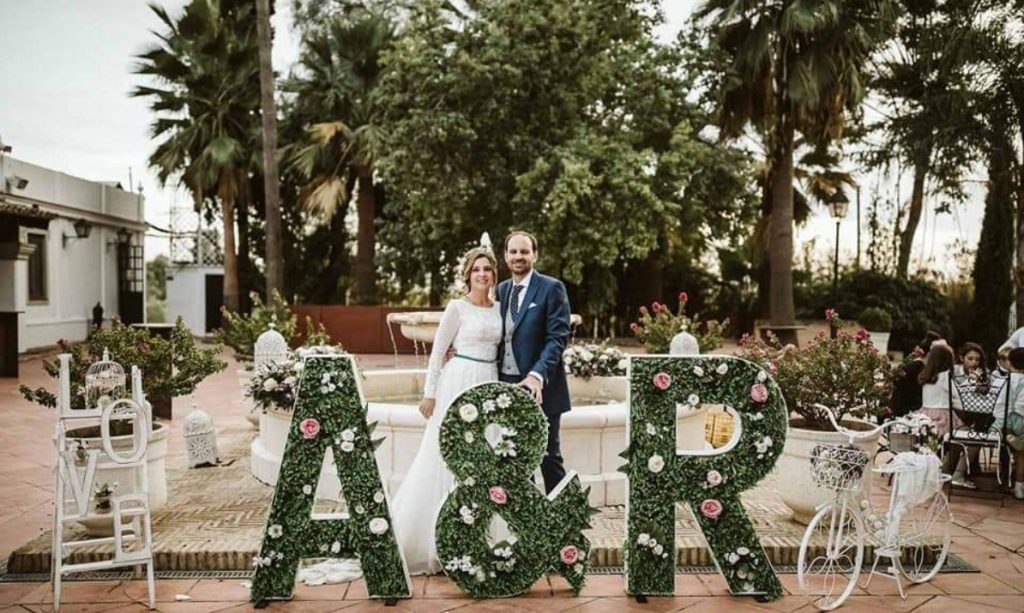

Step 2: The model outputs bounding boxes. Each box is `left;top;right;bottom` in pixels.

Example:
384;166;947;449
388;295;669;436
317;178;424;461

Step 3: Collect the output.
391;298;502;574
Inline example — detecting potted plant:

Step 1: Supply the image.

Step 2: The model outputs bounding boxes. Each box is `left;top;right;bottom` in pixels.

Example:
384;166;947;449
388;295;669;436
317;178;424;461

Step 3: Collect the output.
738;310;891;523
20;318;225;523
858;307;893;355
93;480;118;513
630;292;727;354
563;341;628;402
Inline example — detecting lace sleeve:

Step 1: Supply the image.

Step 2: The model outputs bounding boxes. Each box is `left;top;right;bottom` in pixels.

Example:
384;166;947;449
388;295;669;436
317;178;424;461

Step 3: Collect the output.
424;300;461;399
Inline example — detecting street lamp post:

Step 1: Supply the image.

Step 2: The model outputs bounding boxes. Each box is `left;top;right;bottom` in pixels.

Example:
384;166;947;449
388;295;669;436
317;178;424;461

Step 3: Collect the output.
828;193;849;338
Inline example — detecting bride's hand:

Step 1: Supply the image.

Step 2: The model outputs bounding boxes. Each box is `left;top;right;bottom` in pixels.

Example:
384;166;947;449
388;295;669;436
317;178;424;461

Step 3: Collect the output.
419;398;436;419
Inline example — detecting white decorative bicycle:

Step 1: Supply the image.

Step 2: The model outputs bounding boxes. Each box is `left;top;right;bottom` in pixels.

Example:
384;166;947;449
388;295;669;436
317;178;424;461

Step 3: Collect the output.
797;406;953;610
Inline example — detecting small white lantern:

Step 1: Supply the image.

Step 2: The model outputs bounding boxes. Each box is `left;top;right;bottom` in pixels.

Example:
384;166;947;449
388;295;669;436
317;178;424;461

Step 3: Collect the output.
184;405;218;467
669;331;700;356
255;323;289;372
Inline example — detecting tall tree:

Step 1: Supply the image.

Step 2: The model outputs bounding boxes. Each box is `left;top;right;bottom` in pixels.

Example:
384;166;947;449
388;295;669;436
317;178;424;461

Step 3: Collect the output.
867;0;987;278
256;0;285;295
133;0;260;312
698;0;898;342
971;133;1015;355
286;9;394;304
378;0;756;316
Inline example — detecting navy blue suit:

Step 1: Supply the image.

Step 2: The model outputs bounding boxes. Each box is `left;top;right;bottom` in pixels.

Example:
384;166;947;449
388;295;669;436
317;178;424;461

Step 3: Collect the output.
497;272;572;493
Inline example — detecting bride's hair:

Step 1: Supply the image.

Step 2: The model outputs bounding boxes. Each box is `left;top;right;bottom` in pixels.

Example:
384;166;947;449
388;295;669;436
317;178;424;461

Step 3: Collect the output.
460;247;498;293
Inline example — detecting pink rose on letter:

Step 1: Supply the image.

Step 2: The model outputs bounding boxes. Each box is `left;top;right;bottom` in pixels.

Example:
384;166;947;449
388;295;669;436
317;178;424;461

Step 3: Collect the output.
300;418;321;439
700;499;724;520
488;486;507;505
705;470;723;487
560;545;580;565
750;383;769;404
652;372;672;391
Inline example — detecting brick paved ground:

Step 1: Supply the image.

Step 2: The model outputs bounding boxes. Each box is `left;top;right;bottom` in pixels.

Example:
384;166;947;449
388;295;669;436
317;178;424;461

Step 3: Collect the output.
2;346;1024;611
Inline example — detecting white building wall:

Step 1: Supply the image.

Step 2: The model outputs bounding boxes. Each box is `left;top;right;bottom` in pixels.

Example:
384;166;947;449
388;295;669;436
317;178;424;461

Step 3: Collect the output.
2;157;147;352
166;265;222;336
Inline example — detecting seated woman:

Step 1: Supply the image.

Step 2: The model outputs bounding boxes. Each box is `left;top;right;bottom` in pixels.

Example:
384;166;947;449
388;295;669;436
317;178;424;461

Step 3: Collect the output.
998;348;1024;499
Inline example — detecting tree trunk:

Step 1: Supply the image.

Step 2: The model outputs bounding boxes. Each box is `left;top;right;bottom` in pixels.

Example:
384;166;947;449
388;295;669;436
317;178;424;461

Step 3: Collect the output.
768;121;796;336
896;145;931;278
256;0;284;296
352;164;378;304
221;194;240;313
972;135;1015;356
236;194;251;313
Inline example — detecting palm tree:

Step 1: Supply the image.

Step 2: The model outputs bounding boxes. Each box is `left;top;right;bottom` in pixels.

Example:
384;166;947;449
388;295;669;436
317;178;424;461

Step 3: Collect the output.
256;0;285;295
698;0;898;341
133;0;260;312
286;10;394;305
867;0;987;278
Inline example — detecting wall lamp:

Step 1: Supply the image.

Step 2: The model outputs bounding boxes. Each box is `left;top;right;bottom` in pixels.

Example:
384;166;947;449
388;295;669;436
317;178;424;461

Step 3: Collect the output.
62;219;93;248
106;227;132;251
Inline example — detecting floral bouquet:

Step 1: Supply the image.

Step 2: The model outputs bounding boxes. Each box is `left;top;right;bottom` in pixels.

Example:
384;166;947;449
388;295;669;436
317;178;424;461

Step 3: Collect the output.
563;341;628;379
94;480;118;512
737;310;891;431
630;292;727;354
246;345;346;413
889;412;940;453
247;359;300;413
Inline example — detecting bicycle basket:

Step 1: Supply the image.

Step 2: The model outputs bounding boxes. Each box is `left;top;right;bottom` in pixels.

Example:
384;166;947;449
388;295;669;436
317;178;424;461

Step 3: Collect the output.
810;444;870;492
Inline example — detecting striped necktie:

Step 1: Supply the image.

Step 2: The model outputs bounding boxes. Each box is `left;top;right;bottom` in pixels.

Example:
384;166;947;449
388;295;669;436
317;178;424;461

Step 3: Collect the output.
510;284;524;323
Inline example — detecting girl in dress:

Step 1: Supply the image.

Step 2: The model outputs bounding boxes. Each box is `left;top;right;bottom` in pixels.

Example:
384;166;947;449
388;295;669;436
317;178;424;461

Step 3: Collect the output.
390;247;503;574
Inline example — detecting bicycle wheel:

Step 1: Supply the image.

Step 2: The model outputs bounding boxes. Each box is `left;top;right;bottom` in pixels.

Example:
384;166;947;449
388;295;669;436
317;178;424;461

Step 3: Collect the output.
798;502;865;611
893;490;952;583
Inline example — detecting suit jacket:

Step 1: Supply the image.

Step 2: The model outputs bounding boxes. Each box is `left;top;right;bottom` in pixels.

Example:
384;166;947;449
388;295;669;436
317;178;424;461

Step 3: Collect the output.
497;271;572;416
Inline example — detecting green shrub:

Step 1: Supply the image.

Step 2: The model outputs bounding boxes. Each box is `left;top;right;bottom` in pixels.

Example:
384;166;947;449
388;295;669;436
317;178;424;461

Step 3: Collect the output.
19;318;226;411
858;307;892;332
216;290;298;362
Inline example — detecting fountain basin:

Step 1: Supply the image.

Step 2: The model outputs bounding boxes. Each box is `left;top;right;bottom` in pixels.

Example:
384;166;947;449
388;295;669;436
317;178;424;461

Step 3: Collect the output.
386;311;583;344
250;369;709;506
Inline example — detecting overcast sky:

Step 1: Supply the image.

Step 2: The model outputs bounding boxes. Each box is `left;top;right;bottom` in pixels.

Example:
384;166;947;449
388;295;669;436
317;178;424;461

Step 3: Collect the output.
0;0;980;276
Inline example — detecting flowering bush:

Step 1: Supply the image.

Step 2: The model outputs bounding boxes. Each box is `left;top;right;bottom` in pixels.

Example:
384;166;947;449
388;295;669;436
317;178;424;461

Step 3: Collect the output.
563;341;628;379
630;292;727;354
737;311;891;431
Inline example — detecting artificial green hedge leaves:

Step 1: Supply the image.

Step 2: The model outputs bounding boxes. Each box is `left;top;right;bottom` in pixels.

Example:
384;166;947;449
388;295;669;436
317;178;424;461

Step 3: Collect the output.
250;355;411;603
625;356;786;601
435;382;597;597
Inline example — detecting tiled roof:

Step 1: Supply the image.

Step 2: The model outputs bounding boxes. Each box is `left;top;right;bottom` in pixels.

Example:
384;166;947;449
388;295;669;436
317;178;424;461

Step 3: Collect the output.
0;201;58;221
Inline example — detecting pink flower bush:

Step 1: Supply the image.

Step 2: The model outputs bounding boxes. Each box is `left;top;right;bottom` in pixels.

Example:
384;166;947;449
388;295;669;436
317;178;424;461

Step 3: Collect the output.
652;372;672;391
300;418;321;439
825;308;838;321
678;291;689;303
750;383;769;404
560;545;580;565
700;499;723;520
488;486;507;505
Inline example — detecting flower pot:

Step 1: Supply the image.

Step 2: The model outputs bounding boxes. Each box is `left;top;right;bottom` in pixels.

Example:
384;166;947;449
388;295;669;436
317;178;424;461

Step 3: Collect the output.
64;421;169;536
776;417;880;524
868;331;890;355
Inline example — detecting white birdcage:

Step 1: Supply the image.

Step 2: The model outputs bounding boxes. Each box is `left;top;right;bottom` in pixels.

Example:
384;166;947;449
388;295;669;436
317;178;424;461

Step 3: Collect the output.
669;331;700;356
255;323;289;372
84;349;127;409
183;405;218;467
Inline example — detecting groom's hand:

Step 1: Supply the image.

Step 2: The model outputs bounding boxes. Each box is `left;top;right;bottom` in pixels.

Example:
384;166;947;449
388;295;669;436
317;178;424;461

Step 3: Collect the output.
520;375;543;404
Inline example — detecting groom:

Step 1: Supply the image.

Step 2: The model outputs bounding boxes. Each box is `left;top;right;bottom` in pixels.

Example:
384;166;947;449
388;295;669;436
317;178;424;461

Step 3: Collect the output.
497;231;572;494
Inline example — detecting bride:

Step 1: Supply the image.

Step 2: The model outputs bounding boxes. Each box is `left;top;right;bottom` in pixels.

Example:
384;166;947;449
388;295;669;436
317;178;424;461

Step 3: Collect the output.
390;245;502;574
